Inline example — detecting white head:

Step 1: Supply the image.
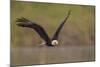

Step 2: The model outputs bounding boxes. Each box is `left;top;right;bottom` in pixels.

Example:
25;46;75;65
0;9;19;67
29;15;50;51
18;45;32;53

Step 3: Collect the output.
51;40;58;46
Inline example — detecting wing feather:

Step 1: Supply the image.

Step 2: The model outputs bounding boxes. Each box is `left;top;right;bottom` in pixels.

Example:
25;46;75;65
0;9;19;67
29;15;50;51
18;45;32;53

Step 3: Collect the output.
16;17;51;46
52;10;71;40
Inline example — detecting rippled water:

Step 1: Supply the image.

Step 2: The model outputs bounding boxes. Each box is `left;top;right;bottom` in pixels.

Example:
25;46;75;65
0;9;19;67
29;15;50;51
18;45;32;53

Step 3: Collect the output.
11;45;95;66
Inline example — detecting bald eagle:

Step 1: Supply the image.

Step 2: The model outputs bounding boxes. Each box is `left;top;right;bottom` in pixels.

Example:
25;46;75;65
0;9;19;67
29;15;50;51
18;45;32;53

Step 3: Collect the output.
16;10;71;47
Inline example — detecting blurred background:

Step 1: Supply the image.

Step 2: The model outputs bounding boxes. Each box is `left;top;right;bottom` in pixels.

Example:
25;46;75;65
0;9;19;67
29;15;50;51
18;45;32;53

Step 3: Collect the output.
11;1;95;66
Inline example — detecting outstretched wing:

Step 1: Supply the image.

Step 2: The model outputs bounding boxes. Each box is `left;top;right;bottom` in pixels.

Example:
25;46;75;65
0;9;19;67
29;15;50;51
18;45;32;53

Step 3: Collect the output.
52;10;71;40
16;17;51;46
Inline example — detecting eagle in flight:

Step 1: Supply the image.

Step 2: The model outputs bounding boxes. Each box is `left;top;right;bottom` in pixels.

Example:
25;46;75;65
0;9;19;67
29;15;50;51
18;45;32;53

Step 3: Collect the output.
16;10;71;47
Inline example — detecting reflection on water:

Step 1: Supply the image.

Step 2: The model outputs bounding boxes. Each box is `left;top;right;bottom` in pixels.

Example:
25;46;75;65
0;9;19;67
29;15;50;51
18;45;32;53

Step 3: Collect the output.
11;45;95;66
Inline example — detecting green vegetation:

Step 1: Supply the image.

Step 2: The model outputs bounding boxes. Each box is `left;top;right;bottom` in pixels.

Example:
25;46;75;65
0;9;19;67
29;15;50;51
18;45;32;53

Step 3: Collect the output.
11;1;95;47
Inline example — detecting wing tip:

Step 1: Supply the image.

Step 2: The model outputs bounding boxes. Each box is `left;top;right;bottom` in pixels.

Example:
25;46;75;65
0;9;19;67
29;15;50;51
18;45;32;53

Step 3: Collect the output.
16;17;30;22
67;10;71;17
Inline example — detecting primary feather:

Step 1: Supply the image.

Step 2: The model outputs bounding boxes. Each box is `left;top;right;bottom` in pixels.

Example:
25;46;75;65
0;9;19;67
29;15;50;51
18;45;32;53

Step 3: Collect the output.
16;17;52;46
52;10;71;40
